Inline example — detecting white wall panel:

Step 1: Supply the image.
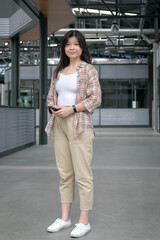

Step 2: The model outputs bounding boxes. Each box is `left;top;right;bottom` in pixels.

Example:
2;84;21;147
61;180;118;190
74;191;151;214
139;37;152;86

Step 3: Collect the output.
100;109;149;125
100;65;148;79
20;66;40;79
93;65;100;74
93;109;100;125
4;69;11;83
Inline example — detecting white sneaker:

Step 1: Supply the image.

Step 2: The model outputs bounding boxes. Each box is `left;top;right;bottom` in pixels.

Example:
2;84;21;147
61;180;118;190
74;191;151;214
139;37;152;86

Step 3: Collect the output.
47;218;72;233
70;223;91;238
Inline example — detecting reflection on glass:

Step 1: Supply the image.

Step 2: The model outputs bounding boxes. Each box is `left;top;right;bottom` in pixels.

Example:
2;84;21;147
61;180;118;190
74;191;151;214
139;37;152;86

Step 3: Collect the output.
18;79;50;108
101;79;148;108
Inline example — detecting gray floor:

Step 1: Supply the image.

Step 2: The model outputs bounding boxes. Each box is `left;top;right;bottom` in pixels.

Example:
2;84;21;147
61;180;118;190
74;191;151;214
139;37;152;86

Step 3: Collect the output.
0;128;160;240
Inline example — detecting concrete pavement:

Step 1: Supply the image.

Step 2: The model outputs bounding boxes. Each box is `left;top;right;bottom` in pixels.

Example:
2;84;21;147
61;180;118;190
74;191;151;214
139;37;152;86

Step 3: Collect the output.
0;128;160;240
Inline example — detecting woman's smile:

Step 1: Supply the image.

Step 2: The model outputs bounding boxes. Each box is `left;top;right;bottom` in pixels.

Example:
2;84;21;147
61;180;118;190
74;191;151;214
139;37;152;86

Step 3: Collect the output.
69;52;76;54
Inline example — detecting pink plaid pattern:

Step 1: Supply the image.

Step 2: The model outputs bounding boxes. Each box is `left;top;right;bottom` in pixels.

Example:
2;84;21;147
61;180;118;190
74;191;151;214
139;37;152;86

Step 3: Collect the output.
45;61;101;138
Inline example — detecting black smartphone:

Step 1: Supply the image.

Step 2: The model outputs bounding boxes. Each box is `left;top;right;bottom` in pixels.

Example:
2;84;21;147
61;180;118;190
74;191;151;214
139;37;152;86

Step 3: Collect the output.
49;106;59;112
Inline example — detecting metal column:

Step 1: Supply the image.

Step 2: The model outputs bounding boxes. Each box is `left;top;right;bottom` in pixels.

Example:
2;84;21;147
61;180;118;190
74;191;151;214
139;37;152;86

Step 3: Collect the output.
148;55;153;127
39;13;48;144
159;61;160;133
153;43;158;132
11;34;20;106
1;84;5;105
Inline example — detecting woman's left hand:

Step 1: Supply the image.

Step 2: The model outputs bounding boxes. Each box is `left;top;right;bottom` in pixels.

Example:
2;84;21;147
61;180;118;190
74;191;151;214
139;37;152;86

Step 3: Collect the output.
53;106;74;118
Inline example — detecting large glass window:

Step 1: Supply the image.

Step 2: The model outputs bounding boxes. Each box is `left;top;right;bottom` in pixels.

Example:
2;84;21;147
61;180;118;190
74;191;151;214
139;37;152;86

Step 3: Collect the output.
20;80;38;108
101;79;148;108
19;79;51;108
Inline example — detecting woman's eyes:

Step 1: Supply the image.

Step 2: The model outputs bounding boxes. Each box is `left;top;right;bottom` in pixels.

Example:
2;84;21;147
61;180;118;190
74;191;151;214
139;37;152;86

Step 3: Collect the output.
66;43;79;46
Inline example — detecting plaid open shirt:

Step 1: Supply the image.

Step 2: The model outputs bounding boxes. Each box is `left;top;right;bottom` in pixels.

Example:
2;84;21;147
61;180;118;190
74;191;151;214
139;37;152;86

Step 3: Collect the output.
45;61;101;138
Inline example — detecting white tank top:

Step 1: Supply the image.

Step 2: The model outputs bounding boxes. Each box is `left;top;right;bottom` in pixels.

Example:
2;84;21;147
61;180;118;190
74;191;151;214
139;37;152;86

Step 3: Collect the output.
56;72;77;106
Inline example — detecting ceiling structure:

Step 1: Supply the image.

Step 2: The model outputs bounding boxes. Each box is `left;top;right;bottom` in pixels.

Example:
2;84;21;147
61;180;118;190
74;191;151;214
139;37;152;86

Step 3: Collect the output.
0;0;160;67
20;0;75;41
55;0;160;55
0;0;74;68
0;0;19;18
0;0;39;40
0;0;74;40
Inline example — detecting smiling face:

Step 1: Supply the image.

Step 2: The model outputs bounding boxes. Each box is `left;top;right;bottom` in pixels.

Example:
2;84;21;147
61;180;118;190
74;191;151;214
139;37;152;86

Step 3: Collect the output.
65;36;82;61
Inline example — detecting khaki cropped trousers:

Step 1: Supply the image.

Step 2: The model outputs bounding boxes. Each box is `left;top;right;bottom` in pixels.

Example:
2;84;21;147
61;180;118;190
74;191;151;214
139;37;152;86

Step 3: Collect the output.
53;114;94;211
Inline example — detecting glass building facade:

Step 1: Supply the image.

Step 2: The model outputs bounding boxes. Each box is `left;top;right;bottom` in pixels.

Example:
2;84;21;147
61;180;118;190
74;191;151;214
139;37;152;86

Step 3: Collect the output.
2;63;150;126
101;79;148;109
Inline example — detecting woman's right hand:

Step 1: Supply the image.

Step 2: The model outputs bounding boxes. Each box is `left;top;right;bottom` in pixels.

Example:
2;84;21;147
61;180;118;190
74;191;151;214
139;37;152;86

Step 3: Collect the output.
48;106;61;114
53;106;74;118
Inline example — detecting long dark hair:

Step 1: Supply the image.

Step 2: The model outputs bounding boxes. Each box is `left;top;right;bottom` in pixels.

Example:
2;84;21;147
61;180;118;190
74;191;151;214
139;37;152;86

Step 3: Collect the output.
54;30;92;78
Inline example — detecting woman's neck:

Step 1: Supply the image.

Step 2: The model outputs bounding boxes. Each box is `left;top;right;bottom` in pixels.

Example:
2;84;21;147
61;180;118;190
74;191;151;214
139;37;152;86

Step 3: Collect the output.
68;59;81;69
62;59;82;75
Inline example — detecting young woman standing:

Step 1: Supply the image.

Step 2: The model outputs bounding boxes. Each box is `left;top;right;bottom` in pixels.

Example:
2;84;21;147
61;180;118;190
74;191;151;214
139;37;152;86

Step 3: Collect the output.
45;30;101;238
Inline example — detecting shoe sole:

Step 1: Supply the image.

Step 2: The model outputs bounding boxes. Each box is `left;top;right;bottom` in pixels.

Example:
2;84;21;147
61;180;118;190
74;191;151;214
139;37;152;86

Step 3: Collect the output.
47;223;72;233
70;228;91;238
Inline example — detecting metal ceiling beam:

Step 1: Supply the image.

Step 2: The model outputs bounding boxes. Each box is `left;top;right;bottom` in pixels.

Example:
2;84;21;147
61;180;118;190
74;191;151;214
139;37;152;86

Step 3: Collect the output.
116;0;118;16
141;33;153;44
71;3;148;8
22;0;40;18
77;14;160;19
106;35;116;47
101;0;114;16
85;38;153;44
139;0;148;42
139;0;148;30
121;15;134;28
154;8;159;42
55;28;155;36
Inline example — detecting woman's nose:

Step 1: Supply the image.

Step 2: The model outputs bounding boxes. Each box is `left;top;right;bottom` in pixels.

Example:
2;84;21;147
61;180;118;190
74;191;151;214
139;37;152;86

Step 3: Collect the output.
70;44;75;49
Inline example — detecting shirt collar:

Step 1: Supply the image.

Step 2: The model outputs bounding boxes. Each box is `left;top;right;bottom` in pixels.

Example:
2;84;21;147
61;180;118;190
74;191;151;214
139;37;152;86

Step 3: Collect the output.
76;61;86;70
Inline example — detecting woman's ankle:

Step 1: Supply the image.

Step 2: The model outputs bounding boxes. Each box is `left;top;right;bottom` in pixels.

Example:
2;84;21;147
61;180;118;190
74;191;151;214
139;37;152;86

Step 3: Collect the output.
61;203;72;222
78;220;89;225
79;210;89;225
61;217;70;221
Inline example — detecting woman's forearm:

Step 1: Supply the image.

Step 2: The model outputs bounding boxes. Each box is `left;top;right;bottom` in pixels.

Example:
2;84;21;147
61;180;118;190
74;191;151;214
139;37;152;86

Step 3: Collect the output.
75;103;86;112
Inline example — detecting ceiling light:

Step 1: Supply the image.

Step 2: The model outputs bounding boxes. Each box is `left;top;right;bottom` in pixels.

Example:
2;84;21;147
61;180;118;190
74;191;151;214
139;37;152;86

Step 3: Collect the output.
5;42;8;46
72;8;78;14
49;44;57;47
24;48;28;51
125;13;137;16
79;8;87;13
100;10;112;15
87;9;99;14
0;51;2;54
